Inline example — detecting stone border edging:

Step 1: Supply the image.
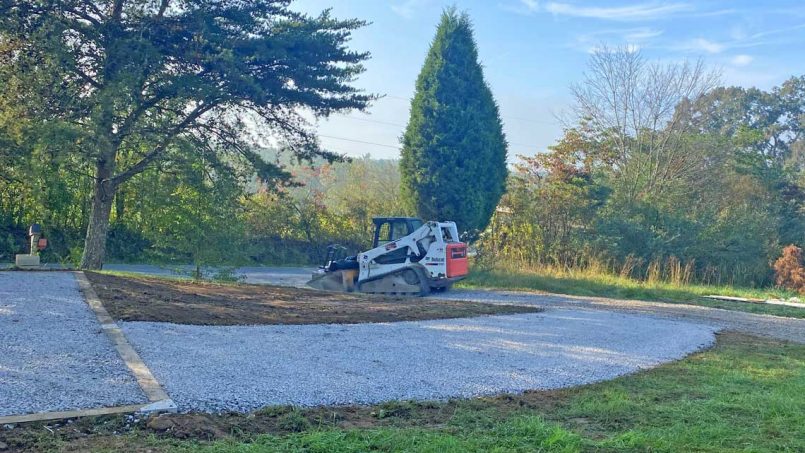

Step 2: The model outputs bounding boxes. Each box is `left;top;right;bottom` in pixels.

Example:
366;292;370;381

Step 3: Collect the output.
0;272;178;425
74;271;176;412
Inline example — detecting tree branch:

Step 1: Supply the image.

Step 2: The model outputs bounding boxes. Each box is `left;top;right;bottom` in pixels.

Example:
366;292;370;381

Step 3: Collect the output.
62;5;102;26
157;0;170;18
72;66;101;89
110;102;215;186
111;0;125;21
114;91;171;144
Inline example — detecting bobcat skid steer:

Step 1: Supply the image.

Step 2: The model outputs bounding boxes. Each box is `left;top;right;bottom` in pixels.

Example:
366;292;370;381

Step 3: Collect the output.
307;217;469;296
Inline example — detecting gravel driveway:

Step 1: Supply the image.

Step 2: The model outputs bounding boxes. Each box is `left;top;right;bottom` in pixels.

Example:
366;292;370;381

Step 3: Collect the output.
4;266;793;417
433;289;805;344
102;264;314;287
0;272;147;417
121;310;717;413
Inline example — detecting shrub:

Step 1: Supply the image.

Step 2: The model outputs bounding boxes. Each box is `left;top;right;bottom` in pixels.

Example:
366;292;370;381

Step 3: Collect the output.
773;245;805;293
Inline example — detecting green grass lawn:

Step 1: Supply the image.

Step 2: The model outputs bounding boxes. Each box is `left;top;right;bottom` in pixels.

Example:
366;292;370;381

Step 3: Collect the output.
6;333;803;452
460;267;805;319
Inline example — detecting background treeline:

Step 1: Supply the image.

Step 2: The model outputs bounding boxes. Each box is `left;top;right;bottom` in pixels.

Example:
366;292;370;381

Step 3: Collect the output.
482;50;805;287
2;48;804;288
0;150;405;267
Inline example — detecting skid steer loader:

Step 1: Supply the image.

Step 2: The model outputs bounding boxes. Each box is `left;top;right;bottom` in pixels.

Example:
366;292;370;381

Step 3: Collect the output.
307;217;469;296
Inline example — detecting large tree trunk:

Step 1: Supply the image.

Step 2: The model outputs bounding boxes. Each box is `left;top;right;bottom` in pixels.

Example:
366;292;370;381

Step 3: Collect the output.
80;161;116;270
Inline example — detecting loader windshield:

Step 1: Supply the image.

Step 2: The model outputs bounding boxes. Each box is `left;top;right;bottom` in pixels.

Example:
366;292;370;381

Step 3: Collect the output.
375;221;406;245
372;217;424;248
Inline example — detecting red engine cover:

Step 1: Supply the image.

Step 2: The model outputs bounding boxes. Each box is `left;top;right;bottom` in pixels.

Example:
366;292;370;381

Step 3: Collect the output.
446;243;469;278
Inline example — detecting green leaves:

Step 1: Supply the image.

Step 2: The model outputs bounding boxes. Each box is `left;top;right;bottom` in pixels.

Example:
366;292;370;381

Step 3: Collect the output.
0;0;375;267
400;9;507;234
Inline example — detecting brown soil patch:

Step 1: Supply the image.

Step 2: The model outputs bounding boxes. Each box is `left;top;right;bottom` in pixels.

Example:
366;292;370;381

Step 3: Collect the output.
0;388;570;452
84;272;540;326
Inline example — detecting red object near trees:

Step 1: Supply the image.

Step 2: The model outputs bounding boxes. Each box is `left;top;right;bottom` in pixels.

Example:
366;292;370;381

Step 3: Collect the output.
773;245;805;293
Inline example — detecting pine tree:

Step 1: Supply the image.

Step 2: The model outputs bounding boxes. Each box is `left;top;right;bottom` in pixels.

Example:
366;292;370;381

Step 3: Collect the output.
400;8;507;234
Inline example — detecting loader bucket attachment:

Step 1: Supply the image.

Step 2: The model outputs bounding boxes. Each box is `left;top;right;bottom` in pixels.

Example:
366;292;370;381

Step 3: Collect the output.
307;269;358;292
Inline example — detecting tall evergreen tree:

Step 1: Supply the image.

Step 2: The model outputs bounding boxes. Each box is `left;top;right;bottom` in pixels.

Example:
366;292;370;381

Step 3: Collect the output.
400;8;507;234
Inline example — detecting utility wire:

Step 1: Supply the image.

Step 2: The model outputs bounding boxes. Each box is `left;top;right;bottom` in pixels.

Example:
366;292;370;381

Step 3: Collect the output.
318;134;400;149
329;115;405;128
325;115;542;150
318;133;536;155
383;94;561;126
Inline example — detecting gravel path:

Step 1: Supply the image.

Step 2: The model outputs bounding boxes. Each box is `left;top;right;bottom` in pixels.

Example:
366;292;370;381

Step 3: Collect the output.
0;272;147;417
121;310;716;413
432;289;805;344
3;267;798;417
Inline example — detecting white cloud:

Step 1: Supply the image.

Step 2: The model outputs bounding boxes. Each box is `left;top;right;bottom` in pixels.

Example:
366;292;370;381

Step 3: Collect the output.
679;38;726;54
747;22;805;40
731;54;753;66
543;2;693;21
729;25;747;41
584;42;640;54
624;28;664;40
572;27;663;53
391;0;429;19
625;43;641;53
500;0;539;16
520;0;539;11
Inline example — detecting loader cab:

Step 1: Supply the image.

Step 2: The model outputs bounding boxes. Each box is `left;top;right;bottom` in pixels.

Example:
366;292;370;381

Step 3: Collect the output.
372;217;424;248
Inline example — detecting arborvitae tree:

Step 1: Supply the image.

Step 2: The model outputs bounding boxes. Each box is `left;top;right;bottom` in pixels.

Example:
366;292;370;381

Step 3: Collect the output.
400;8;507;234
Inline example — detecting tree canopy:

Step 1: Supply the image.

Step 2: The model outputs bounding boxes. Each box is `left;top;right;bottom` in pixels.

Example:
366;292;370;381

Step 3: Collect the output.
400;8;507;234
0;0;374;268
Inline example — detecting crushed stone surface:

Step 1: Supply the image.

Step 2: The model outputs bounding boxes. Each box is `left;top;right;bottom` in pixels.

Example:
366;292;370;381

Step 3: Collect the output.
121;310;716;413
432;289;805;344
0;272;147;417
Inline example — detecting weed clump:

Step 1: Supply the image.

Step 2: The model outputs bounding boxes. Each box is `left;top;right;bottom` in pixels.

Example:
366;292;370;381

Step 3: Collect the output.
373;401;415;419
277;410;311;432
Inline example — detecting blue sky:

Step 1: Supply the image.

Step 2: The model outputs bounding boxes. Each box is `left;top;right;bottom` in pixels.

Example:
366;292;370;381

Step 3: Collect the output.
292;0;805;160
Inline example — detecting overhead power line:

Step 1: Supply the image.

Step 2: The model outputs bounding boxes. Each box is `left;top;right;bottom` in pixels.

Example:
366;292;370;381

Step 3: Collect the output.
329;115;543;150
331;116;405;128
318;134;401;149
318;134;537;156
382;94;561;126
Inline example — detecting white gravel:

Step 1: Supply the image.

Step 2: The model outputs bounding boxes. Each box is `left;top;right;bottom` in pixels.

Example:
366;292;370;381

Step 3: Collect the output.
0;272;147;417
432;289;805;344
121;310;717;413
